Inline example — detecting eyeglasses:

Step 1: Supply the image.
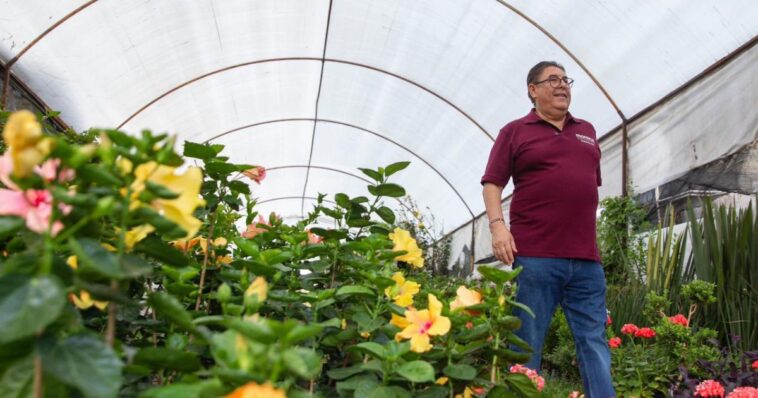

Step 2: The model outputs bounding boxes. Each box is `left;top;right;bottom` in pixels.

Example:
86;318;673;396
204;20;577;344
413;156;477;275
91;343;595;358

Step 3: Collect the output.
532;76;574;88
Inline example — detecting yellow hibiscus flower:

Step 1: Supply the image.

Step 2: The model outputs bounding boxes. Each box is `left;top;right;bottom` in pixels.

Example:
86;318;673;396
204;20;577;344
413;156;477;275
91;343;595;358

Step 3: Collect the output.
224;382;286;398
384;272;420;307
245;277;268;302
395;294;451;353
128;161;205;239
389;228;424;268
66;256;108;310
450;285;483;312
2;110;52;178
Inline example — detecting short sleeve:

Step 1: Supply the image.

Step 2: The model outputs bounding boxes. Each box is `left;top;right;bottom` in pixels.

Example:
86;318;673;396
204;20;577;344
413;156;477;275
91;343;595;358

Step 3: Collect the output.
481;126;515;187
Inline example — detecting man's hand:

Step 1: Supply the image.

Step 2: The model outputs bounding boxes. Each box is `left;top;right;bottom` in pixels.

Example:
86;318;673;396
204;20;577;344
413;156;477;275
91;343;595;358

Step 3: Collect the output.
491;223;518;265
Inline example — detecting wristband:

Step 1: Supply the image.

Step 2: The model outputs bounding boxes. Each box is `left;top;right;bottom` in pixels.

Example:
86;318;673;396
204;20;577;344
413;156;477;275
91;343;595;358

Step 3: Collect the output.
488;217;504;226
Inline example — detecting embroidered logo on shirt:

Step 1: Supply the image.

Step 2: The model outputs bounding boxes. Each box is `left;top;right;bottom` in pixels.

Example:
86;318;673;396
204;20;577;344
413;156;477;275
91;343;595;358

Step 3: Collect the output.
575;133;596;145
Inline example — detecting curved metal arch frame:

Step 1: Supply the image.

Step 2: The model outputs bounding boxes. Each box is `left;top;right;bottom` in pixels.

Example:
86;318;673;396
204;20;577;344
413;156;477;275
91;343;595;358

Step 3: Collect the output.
266;165;372;185
205;117;476;218
114;57;494;141
258;196;335;206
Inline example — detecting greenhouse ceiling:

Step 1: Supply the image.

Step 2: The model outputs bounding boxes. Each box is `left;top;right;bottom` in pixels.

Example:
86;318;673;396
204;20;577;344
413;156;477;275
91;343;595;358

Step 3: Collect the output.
1;0;756;232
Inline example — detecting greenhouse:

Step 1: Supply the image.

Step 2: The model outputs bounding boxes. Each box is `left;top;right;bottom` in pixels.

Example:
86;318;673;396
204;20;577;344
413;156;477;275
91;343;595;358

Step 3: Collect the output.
0;1;756;397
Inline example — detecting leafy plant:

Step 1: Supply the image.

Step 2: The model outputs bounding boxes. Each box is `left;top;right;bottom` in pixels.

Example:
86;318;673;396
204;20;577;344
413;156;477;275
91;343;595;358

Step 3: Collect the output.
686;197;758;352
0;110;544;398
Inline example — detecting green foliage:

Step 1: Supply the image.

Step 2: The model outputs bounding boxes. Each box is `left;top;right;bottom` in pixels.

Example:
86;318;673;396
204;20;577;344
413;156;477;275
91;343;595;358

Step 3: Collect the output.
0;118;541;397
686;197;758;351
681;280;716;306
596;194;648;284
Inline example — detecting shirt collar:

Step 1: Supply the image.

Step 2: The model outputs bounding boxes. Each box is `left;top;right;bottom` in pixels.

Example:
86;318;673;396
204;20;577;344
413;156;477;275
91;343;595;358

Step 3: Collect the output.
524;108;580;125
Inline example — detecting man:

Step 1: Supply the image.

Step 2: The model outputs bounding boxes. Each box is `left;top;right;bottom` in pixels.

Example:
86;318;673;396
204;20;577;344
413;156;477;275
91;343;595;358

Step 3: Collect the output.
481;61;614;397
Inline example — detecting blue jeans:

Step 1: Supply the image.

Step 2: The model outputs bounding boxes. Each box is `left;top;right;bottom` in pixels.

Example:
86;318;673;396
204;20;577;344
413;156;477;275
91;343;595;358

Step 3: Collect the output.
512;256;615;398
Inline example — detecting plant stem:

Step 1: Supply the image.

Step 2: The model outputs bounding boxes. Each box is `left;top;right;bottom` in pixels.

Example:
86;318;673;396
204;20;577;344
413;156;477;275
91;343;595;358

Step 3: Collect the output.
105;280;118;347
33;347;43;398
491;332;500;383
195;207;219;311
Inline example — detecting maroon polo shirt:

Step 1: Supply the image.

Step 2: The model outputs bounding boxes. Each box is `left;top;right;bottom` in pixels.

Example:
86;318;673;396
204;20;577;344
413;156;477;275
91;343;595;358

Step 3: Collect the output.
481;109;602;262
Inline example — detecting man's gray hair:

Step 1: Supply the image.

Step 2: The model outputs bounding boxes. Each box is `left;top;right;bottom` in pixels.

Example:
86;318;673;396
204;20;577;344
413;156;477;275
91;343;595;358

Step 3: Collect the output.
526;61;565;105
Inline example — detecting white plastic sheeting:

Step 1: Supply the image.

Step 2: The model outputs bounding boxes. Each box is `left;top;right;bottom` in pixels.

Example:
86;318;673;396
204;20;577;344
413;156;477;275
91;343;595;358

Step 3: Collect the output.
627;43;758;194
1;0;757;234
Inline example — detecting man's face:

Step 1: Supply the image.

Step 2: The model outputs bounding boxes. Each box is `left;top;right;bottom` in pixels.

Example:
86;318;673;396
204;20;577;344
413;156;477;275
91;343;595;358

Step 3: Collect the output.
529;66;571;114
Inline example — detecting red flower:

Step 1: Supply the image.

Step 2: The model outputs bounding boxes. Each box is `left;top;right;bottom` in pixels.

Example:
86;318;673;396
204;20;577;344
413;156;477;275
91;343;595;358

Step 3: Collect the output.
751;359;758;370
606;313;612;327
465;321;473;330
608;337;622;349
668;314;689;327
695;380;724;397
634;327;656;339
727;387;758;398
620;323;639;335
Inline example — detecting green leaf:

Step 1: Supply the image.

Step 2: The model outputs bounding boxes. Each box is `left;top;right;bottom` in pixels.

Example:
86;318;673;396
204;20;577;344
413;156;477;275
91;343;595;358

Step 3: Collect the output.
0;275;65;343
359;168;383;182
0;355;33;398
225;318;277;344
504;372;539;396
105;129;134;147
477;265;522;286
505;331;532;352
417;386;449;398
384;161;410;177
358;385;399;398
139;379;224;398
316;318;342;329
335;193;351;208
233;237;260;257
145;180;181;200
79;164;122;186
350;342;386;360
0;217;24;240
309;227;348;240
337;374;379;395
347;217;372;228
497;348;531;363
496;315;522;331
395;360;435;383
228;180;251;195
148;293;204;339
40;334;123;398
336;285;375;298
487;386;516;398
133;236;188;267
205;161;239;176
374;183;406;198
285;324;323;345
68;238;121;279
119;254;154;279
133;347;201;372
282;347;321;378
375;206;396;224
182;141;218;159
327;364;365;380
443;364;477;381
506;297;535;319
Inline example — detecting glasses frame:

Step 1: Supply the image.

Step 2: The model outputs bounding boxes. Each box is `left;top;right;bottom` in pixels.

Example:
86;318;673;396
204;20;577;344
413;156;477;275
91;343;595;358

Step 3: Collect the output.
532;76;574;88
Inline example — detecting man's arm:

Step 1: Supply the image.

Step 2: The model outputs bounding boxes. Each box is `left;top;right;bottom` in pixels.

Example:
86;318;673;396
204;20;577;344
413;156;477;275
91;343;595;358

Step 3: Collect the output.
482;182;517;264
